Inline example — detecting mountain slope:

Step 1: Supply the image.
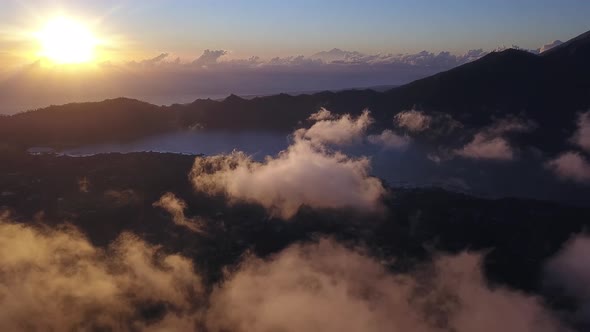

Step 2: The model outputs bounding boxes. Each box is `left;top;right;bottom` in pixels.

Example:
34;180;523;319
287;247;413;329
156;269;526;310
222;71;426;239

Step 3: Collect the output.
381;30;590;149
0;98;174;147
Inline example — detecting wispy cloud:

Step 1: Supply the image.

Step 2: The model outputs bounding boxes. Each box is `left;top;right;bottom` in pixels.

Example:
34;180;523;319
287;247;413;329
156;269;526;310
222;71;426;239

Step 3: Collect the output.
394;110;432;133
546;111;590;184
572;111;590;153
544;234;590;326
368;129;410;150
456;135;516;161
455;117;535;161
546;151;590;184
153;192;205;233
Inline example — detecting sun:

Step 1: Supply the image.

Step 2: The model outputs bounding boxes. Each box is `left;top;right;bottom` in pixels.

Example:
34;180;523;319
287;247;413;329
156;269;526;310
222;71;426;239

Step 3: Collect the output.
36;17;98;64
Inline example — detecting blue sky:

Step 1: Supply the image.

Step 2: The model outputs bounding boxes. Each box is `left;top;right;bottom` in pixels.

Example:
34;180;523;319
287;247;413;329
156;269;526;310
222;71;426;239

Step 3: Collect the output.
2;0;589;58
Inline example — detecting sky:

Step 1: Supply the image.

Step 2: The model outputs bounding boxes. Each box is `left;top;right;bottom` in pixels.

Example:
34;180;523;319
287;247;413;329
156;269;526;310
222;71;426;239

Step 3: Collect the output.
2;0;589;62
0;0;589;113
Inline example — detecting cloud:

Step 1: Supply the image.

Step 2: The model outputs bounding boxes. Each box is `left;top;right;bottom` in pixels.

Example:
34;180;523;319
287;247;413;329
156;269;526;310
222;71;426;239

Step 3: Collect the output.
455;117;534;161
104;189;141;207
149;53;170;63
192;49;228;67
572;111;590;153
299;109;373;146
124;53;182;70
78;176;90;193
394;110;432;132
0;214;577;331
456;134;515;161
153;192;205;233
310;48;489;67
310;48;363;62
486;117;535;136
540;40;564;53
427;153;443;164
0;215;203;331
545;234;590;326
136;53;171;66
190;132;385;219
368;129;410;150
206;238;566;332
394;111;463;141
546;151;590;184
308;107;336;121
545;234;590;299
545;112;590;184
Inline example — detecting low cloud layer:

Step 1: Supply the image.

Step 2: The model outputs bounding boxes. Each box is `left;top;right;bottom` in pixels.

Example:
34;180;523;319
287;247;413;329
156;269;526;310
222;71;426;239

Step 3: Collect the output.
368;129;410;150
455;117;534;161
0;215;203;331
540;40;564;53
153;192;204;233
104;189;141;207
546;152;590;184
394;110;432;132
0;214;580;331
207;238;566;332
456;135;515;161
300;109;373;146
190;109;385;219
192;49;228;67
545;234;590;327
547;111;590;184
393;111;463;146
0;47;503;114
572;111;590;153
308;107;335;121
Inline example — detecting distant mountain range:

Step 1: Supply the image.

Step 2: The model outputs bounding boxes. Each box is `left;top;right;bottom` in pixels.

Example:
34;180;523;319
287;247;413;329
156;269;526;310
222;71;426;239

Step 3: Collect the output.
1;30;588;152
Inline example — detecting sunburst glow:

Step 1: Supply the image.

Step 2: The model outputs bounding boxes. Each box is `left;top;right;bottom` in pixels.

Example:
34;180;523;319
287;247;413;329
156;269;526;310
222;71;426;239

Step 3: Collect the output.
36;17;98;64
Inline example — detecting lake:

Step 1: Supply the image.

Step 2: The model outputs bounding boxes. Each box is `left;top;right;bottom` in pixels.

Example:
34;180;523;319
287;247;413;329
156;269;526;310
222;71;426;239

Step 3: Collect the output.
57;130;589;206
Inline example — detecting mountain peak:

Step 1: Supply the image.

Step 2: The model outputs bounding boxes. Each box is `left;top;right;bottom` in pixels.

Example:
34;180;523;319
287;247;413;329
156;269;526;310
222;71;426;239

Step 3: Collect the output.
473;47;539;65
224;94;244;102
541;29;590;57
